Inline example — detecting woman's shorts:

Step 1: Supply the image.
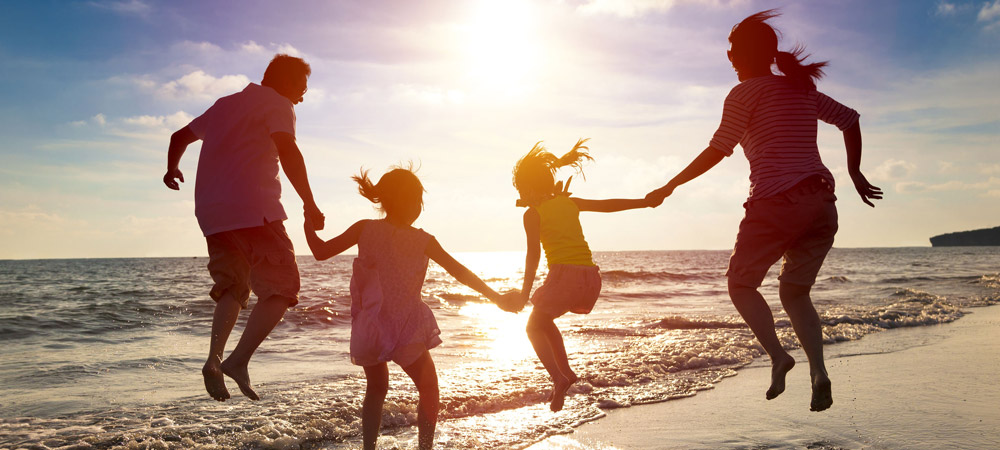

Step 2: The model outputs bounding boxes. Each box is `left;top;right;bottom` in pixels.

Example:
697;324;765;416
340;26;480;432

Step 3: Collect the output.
727;176;838;288
530;264;602;317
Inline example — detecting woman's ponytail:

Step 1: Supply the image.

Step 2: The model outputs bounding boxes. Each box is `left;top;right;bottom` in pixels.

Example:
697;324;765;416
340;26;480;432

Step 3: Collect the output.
774;46;828;90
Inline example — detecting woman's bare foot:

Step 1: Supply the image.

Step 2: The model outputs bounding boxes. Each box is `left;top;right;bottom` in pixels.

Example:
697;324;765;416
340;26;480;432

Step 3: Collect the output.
550;373;578;412
202;358;230;401
221;358;260;401
766;354;796;400
810;374;832;411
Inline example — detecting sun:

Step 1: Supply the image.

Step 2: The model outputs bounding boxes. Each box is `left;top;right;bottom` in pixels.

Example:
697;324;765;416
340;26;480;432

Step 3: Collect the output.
460;0;542;95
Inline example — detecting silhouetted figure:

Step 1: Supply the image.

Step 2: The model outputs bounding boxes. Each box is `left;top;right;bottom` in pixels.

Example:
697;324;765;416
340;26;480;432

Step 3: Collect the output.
303;166;519;450
513;139;656;412
646;10;882;412
163;54;325;402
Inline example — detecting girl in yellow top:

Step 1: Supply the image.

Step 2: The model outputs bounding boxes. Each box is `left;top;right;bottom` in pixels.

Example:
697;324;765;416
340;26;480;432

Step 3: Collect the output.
513;138;655;411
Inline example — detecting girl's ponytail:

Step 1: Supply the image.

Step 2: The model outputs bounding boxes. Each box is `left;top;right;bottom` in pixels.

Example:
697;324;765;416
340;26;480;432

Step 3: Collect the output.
553;138;594;176
352;169;380;204
775;45;828;90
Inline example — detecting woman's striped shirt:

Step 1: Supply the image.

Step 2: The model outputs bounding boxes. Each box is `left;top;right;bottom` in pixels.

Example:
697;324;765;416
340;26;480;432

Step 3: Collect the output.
708;75;860;201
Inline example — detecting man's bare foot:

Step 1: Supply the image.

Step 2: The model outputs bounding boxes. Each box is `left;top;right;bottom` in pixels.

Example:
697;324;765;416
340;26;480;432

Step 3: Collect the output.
766;354;796;400
550;374;578;412
810;375;832;411
202;359;230;402
220;358;260;401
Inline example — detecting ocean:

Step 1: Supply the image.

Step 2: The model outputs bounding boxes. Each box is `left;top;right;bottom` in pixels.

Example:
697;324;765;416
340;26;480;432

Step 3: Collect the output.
1;247;998;449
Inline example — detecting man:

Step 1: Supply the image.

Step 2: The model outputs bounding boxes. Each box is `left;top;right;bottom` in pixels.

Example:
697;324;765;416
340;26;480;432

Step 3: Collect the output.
163;54;325;401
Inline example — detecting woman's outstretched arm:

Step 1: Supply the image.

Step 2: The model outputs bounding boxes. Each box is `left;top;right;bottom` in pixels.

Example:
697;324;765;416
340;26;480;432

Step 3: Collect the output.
842;122;883;207
646;146;726;204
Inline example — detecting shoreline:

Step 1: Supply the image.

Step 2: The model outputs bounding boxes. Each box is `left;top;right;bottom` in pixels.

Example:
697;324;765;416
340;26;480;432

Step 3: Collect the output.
527;304;1000;450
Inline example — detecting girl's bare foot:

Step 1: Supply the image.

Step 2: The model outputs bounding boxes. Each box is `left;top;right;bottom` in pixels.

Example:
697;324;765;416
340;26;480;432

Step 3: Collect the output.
221;358;260;401
810;374;832;411
202;358;231;401
550;373;578;412
766;354;795;400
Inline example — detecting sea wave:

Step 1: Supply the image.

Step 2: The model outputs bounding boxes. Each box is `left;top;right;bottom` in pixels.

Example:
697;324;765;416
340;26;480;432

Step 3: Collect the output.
600;269;711;283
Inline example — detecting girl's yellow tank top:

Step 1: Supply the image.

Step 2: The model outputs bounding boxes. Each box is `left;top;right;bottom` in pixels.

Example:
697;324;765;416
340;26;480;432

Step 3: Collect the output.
536;195;595;267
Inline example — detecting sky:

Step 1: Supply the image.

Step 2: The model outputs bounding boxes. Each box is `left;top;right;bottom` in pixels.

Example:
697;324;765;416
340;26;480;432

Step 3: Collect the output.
0;0;998;259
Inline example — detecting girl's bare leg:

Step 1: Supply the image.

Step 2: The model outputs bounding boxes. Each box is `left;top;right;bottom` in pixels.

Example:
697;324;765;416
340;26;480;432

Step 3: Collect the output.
402;351;439;450
526;311;577;411
362;363;389;450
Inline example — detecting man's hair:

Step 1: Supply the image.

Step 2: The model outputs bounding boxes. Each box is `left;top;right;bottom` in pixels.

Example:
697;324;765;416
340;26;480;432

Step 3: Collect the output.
261;54;311;89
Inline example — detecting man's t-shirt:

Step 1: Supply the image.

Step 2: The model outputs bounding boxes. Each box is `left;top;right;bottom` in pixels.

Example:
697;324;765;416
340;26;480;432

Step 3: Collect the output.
187;83;295;236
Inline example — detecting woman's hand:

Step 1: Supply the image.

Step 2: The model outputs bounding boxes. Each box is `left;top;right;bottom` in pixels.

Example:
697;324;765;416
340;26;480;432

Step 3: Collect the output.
850;171;883;207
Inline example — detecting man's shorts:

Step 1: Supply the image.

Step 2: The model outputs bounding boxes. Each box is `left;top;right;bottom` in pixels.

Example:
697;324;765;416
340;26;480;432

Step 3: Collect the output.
205;220;300;308
727;176;839;288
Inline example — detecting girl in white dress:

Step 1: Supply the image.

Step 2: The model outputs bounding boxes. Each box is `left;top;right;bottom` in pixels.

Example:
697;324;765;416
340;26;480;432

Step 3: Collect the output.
304;166;519;450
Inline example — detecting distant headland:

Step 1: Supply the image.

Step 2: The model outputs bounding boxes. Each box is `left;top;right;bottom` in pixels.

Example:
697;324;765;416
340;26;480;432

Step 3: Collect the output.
929;226;1000;247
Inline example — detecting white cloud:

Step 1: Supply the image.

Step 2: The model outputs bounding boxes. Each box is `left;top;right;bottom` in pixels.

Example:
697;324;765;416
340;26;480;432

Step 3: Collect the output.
896;176;1000;195
87;0;151;16
936;2;957;16
979;0;1000;28
873;158;916;180
68;111;194;140
158;70;250;101
241;41;267;53
274;44;303;57
121;111;192;129
980;163;1000;175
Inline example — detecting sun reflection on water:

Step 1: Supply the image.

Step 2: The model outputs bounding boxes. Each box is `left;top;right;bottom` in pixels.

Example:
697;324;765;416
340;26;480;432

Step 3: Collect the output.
458;302;533;366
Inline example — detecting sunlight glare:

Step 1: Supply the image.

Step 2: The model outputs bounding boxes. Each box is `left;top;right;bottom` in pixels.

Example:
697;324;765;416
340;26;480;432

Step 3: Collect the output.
462;0;541;95
458;302;533;364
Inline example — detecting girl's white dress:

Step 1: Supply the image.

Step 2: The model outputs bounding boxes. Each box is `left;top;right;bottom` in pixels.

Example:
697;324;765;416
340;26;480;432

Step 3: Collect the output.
349;219;442;367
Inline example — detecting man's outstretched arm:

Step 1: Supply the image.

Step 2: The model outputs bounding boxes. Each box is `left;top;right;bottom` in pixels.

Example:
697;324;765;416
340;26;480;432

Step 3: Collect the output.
272;131;325;230
163;126;199;190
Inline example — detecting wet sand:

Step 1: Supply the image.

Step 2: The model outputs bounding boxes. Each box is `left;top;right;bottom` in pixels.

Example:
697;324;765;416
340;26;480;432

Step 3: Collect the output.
528;304;1000;450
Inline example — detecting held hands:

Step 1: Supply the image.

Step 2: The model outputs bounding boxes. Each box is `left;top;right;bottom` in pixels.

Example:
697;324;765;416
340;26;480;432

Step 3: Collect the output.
644;184;674;208
163;168;184;190
494;290;525;313
850;171;883;207
304;204;325;231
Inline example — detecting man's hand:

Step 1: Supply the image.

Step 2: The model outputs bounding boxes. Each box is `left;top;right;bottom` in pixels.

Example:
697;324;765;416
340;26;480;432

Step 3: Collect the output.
305;204;325;231
163;168;184;190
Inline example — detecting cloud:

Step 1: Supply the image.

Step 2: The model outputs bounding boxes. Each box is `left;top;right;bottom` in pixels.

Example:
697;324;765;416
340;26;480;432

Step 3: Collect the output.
86;0;151;16
873;158;916;180
896;176;1000;195
122;111;193;130
935;2;958;16
980;163;1000;175
158;70;250;101
979;0;1000;28
67;111;194;141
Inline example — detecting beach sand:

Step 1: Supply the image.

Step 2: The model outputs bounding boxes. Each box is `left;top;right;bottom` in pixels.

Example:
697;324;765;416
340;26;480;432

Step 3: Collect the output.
527;304;1000;450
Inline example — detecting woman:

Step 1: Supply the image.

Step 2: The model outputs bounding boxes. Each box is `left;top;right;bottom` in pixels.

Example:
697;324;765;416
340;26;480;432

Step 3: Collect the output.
646;9;882;412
